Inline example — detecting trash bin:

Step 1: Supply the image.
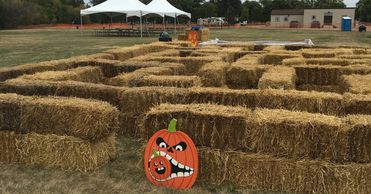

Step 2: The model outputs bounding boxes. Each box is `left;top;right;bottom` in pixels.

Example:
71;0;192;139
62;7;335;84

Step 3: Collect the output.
159;31;172;42
341;17;352;32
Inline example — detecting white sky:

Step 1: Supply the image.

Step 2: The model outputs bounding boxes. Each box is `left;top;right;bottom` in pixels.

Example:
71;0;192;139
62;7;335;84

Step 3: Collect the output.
83;0;358;7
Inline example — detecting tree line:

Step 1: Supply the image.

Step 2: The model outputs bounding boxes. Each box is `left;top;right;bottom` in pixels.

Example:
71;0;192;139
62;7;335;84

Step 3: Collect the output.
0;0;370;29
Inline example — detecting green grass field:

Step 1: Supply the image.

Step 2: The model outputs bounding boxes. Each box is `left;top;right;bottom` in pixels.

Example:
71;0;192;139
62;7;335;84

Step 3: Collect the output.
0;27;370;67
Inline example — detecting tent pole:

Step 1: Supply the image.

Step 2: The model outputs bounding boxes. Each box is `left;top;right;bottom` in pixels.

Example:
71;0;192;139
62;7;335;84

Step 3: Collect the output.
140;11;143;37
80;15;83;35
174;14;177;34
163;16;165;31
110;13;113;29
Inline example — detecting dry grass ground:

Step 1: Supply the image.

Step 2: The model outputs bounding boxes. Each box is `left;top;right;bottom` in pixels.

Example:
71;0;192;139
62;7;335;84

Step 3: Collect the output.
1;27;371;67
0;137;267;194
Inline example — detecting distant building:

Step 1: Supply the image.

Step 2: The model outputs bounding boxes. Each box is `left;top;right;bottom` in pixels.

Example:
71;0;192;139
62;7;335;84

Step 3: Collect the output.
270;8;355;28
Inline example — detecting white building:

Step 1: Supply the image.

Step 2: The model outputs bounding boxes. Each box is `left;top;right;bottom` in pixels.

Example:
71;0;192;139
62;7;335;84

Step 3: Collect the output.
270;8;355;28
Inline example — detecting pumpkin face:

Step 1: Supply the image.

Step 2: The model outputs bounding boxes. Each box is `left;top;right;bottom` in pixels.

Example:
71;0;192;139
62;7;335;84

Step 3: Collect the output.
148;155;172;180
144;119;198;189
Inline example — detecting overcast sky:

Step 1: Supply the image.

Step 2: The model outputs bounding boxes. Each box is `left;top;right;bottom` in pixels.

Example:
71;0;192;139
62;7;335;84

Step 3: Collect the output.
83;0;358;7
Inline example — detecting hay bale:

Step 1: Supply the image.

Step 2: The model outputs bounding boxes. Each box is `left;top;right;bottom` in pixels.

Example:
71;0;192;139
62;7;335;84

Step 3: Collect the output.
0;58;78;81
17;66;104;83
197;61;230;87
108;67;173;87
353;48;368;55
117;61;186;75
262;46;285;51
198;148;371;193
226;64;267;89
20;96;119;141
255;89;344;116
302;51;336;58
0;93;119;141
294;65;340;85
306;58;351;66
128;56;214;74
296;84;342;93
74;59;120;78
141;103;252;150
188;88;345;116
16;133;117;172
105;43;171;61
137;75;201;88
253;108;347;161
258;53;300;65
341;74;371;95
0;94;22;131
344;93;371;115
258;66;296;90
0;131;21;163
282;57;306;66
142;103;352;161
85;53;115;60
343;115;371;163
118;87;188;115
294;64;371;86
235;54;261;65
1;79;124;106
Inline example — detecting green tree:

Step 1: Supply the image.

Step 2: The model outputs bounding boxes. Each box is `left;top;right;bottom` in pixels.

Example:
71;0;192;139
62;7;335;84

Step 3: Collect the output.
194;2;218;19
356;0;371;22
240;1;250;21
314;0;346;8
247;1;264;22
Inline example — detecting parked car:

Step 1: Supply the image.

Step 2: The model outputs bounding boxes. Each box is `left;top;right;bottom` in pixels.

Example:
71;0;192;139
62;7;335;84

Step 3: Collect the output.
359;24;367;32
240;21;248;26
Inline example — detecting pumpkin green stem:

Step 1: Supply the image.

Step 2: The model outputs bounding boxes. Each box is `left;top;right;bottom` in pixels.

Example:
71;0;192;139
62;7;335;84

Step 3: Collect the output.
152;147;159;157
167;118;177;132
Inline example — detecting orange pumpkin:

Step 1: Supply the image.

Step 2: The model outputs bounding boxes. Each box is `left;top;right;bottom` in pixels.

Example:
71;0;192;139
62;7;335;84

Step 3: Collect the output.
144;118;198;189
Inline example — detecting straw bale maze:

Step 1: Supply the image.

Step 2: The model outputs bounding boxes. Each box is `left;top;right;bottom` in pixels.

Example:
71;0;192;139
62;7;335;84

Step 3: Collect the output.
0;42;370;193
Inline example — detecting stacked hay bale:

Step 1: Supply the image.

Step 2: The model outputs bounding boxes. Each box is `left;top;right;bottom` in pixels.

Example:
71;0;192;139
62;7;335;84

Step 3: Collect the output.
141;103;371;193
17;66;104;83
341;74;371;95
0;93;118;172
137;75;201;88
0;42;370;193
258;66;296;90
197;61;230;87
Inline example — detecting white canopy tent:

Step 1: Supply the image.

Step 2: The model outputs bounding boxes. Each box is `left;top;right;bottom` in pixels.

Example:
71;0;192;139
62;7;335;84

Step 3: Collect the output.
80;0;147;37
143;0;191;32
143;0;191;18
80;0;191;37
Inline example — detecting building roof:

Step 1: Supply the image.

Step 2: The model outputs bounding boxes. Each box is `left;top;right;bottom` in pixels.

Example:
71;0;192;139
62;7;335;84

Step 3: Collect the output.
271;9;304;15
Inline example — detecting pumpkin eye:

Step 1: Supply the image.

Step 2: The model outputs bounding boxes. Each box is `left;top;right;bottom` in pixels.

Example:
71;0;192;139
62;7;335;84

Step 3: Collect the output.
154;162;158;167
174;142;187;151
159;142;167;148
156;137;169;148
160;161;163;165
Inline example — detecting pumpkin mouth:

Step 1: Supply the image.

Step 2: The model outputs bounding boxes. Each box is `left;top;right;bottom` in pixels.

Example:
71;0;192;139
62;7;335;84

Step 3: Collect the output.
155;167;166;174
148;151;194;182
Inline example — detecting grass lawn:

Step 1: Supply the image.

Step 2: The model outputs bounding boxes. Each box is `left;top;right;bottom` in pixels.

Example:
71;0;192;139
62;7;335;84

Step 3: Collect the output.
0;27;370;67
0;137;271;193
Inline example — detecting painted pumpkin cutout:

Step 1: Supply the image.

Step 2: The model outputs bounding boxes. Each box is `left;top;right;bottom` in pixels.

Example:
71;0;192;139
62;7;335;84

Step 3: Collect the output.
144;118;198;189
